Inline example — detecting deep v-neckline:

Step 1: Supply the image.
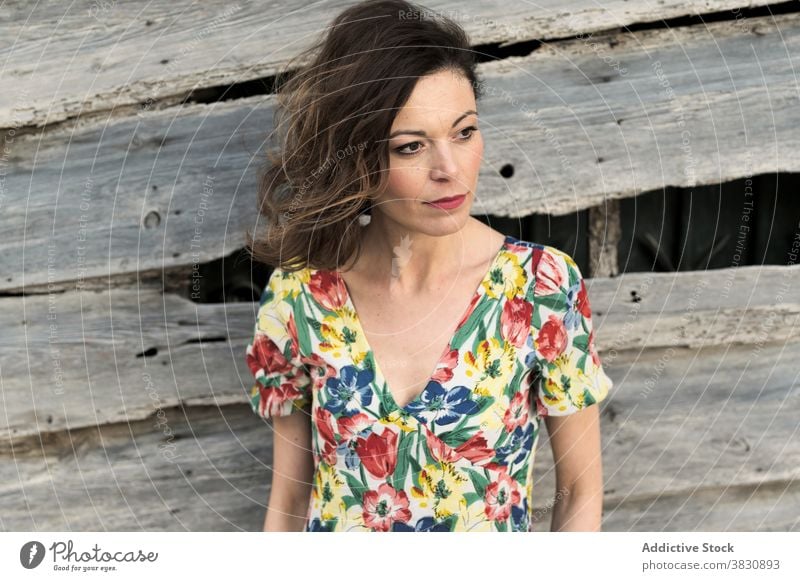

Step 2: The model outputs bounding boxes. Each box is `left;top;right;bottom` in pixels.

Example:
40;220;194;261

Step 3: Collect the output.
335;235;512;412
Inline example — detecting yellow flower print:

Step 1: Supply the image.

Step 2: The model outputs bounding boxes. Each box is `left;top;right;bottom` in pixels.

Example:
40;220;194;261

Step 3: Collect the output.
342;504;367;531
483;250;527;300
269;268;306;301
464;337;516;399
380;410;417;432
480;396;511;432
312;462;347;522
318;306;369;364
417;461;469;519
542;349;609;412
456;497;493;532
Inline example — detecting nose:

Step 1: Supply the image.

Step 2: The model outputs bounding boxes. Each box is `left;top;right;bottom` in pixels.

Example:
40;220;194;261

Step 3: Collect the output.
428;139;459;181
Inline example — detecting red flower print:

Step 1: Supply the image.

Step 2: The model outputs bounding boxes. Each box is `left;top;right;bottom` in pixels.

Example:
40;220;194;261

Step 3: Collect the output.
300;352;337;391
246;333;293;379
454;432;495;466
362;482;412;532
502;392;529;433
337;412;372;443
535;250;564;295
576;278;592;319
430;348;459;384
484;470;521;522
286;312;301;352
314;407;339;465
308;270;348;311
536;314;568;362
253;381;306;419
315;407;338;447
355;427;399;479
588;329;601;368
501;296;532;348
456;292;481;329
425;427;460;463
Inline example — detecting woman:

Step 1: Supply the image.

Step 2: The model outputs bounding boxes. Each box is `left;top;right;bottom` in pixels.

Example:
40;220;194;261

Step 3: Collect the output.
244;0;613;532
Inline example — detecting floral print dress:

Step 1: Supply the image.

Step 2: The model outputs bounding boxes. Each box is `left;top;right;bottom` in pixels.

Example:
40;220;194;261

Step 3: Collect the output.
245;235;613;532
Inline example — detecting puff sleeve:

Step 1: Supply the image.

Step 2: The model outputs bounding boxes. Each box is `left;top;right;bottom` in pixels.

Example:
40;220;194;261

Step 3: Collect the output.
245;268;313;419
528;246;613;416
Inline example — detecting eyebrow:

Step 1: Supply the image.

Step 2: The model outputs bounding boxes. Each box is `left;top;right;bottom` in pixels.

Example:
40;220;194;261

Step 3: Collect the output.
387;110;478;139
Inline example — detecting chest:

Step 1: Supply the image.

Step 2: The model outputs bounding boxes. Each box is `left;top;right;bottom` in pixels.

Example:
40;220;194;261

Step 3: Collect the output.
341;275;484;408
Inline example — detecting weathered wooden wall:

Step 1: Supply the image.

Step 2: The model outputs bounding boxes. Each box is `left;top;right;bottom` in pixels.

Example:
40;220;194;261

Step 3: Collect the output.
1;0;798;531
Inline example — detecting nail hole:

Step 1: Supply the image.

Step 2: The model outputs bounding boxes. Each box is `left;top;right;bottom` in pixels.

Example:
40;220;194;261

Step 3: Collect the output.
143;210;161;229
499;163;514;178
136;347;159;358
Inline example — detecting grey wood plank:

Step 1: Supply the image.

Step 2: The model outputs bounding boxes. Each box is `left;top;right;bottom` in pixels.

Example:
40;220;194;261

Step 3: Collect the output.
0;286;259;441
1;0;774;128
592;263;800;351
2;265;799;439
0;405;274;531
2;398;796;531
4;10;799;291
599;478;800;531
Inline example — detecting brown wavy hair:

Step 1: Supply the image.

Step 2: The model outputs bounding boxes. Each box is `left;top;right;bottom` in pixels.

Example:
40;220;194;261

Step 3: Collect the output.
244;0;483;273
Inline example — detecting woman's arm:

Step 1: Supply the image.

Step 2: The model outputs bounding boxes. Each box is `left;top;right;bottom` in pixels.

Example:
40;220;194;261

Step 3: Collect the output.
543;404;604;531
262;411;314;531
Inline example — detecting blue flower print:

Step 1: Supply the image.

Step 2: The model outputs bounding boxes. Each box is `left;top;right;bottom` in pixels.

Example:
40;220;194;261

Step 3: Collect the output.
306;517;334;531
391;516;451;531
404;381;479;426
511;498;530;531
495;423;534;468
563;281;582;332
524;332;537;369
324;365;374;416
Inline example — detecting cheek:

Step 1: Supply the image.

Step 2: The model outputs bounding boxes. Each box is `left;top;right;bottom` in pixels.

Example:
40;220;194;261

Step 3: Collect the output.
385;165;426;202
465;136;484;174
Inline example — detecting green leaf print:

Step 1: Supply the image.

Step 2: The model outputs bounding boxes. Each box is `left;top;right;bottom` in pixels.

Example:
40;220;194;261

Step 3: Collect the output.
343;469;367;499
525;276;535;303
306;316;323;341
535;293;566;312
531;308;541;328
511;453;535;482
450;297;493;351
463;492;482;506
391;430;410;491
342;494;361;510
583;388;599;406
281;337;294;362
578;351;588;370
441;514;458;531
463;467;489;498
573;332;589;352
293;300;312;354
438;425;476;448
408;455;423;486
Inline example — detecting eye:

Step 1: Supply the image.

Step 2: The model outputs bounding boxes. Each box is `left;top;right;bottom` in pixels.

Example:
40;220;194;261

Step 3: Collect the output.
394;141;423;156
458;125;479;140
393;126;480;156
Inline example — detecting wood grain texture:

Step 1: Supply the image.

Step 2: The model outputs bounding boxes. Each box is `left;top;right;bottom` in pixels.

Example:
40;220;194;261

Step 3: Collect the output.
2;263;798;440
3;331;799;532
0;405;273;531
1;0;774;128
4;10;799;291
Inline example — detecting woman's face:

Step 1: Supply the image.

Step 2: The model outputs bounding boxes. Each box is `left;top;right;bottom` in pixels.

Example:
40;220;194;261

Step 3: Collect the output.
373;69;484;236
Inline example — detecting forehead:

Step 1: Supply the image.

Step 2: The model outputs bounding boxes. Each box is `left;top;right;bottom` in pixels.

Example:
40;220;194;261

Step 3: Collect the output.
392;70;476;126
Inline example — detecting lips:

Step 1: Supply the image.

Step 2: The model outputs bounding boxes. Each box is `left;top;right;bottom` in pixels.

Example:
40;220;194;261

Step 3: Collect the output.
426;193;467;204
